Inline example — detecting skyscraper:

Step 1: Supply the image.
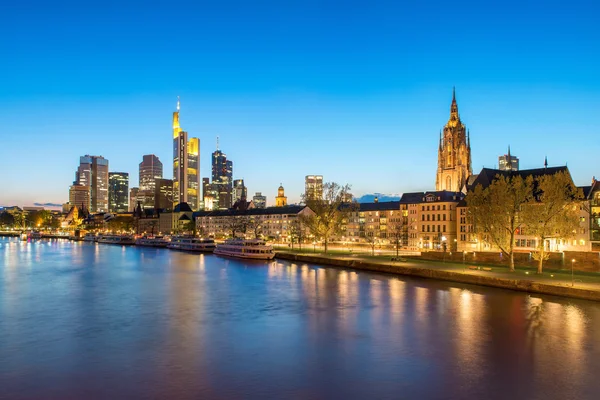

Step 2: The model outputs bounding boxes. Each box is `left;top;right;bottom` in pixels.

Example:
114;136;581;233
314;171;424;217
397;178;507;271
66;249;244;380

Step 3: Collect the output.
499;147;519;171
172;97;188;205
232;179;247;205
305;175;323;201
435;88;472;192
212;144;233;209
75;155;109;213
69;184;91;211
129;187;139;212
187;137;200;210
154;178;174;210
252;192;267;209
139;155;163;192
108;172;129;213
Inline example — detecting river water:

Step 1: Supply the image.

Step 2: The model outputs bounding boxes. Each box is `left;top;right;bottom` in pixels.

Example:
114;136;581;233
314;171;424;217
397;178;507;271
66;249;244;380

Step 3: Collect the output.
1;237;600;399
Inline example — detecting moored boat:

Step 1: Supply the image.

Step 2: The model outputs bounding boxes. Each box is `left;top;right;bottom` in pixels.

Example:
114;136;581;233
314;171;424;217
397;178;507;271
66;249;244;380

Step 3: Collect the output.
97;234;135;245
83;233;98;242
29;231;43;239
214;238;275;260
167;236;216;252
136;235;170;248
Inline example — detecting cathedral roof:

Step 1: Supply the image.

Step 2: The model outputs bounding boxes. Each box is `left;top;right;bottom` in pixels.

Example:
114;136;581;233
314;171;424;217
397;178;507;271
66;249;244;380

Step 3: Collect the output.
468;166;570;191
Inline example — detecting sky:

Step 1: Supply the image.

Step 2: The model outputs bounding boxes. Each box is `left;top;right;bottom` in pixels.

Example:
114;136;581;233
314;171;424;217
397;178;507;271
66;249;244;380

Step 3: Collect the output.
1;0;599;207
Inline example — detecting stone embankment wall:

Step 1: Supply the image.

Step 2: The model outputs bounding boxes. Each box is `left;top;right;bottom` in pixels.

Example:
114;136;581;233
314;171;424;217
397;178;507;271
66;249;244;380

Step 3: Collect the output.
275;252;600;302
417;251;600;272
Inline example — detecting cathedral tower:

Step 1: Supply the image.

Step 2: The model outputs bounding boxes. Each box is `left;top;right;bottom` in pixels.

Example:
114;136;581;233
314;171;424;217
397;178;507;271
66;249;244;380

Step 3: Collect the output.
436;88;472;192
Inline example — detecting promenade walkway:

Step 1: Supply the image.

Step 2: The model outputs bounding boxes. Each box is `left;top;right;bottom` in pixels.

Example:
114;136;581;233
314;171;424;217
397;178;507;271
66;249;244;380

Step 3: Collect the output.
274;246;600;301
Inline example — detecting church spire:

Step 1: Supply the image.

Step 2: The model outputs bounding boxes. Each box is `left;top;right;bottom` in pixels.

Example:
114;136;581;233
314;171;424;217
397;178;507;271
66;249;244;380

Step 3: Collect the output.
450;87;459;120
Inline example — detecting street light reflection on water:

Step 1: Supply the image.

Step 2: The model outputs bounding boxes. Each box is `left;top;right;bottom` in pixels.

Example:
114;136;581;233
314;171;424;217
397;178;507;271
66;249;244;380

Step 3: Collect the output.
1;237;600;399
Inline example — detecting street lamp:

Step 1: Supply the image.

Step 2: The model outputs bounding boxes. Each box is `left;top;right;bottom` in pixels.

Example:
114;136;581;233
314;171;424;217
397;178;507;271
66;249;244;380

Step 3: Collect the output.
571;259;576;287
313;241;316;253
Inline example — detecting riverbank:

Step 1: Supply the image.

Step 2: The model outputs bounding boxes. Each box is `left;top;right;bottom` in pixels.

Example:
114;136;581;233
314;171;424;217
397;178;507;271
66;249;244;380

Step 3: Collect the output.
275;252;600;302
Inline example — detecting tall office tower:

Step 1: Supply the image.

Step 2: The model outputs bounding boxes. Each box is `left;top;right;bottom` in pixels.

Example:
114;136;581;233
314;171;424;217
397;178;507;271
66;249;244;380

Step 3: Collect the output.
435;88;472;192
153;178;173;210
69;184;91;211
129;187;139;212
498;146;519;171
232;179;247;204
252;192;267;209
212;143;233;209
75;155;109;213
187;138;200;210
172;97;188;205
139;155;163;191
108;172;129;213
202;177;210;201
304;175;323;201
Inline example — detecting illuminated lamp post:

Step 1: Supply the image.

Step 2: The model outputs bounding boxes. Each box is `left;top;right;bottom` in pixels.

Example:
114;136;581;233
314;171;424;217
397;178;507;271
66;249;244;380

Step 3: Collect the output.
571;259;576;287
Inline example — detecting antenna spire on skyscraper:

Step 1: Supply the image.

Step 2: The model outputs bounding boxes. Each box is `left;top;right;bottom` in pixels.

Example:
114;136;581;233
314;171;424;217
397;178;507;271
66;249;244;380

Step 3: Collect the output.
216;136;219;151
177;96;180;111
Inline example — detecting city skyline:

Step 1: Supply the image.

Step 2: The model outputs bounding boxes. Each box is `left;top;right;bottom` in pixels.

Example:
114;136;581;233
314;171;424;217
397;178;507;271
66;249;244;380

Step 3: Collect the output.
1;1;599;207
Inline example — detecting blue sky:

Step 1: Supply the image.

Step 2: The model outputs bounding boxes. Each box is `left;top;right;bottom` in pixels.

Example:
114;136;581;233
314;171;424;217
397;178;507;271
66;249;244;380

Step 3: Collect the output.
1;0;599;207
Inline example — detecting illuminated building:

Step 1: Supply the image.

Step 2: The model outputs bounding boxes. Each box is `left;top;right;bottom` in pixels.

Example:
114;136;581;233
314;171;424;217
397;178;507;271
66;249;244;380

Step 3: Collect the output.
139;154;163;191
172;97;188;205
129;187;139;212
233;179;247;205
74;155;109;213
108;172;129;213
154;178;174;211
498;147;519;171
187;137;200;210
69;184;91;211
195;205;314;241
212;143;233;209
305;175;323;201
436;88;472;192
275;184;287;207
252;192;266;209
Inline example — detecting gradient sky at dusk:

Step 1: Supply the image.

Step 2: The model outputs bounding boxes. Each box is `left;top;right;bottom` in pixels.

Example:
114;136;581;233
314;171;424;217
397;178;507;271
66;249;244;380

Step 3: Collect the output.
1;0;599;207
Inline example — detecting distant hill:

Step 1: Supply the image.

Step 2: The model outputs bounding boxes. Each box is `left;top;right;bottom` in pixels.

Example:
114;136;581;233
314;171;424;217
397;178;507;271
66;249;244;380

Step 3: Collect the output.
355;194;401;203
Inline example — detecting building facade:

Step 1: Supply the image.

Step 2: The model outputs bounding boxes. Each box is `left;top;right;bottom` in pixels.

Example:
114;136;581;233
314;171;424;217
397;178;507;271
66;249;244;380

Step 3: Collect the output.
253;192;267;209
498;147;519;171
172;97;188;205
69;184;91;211
187;138;200;210
212;148;233;209
74;155;109;213
129;187;139;212
195;205;314;241
154;178;174;211
233;179;247;205
275;184;287;206
305;175;323;201
108;172;129;213
345;201;403;244
139;154;163;192
435;89;472;192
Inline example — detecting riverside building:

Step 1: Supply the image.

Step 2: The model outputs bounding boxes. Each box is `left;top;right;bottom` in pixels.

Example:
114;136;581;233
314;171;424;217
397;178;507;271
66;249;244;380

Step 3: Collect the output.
108;172;129;213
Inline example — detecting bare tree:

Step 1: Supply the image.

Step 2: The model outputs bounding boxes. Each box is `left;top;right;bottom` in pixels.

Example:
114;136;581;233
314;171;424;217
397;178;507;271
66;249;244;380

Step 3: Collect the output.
388;221;405;258
363;227;378;256
467;174;533;271
247;216;263;239
288;219;305;250
301;182;356;254
521;171;581;274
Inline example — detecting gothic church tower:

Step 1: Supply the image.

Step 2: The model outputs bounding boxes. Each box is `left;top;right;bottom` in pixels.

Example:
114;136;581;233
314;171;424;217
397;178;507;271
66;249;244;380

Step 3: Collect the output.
436;88;472;192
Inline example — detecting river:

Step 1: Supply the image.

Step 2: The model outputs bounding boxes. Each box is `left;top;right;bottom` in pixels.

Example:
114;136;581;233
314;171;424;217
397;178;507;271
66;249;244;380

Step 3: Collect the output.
1;237;599;399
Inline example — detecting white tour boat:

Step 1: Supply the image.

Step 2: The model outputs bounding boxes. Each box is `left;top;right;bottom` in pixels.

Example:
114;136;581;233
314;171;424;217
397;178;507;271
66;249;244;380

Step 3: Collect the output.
83;233;98;242
29;231;43;239
97;234;135;245
214;238;275;260
135;235;170;248
167;236;216;252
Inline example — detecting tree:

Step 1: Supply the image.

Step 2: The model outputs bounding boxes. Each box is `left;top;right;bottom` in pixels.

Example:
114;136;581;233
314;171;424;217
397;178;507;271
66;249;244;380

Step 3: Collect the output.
247;216;263;239
388;221;405;258
521;171;581;274
300;182;356;254
12;209;26;229
467;174;533;271
0;212;15;228
364;227;378;256
288;219;304;250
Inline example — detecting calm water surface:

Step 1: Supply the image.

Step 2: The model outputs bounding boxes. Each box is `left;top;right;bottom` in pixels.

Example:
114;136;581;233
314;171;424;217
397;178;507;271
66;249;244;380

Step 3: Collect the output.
1;237;600;399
